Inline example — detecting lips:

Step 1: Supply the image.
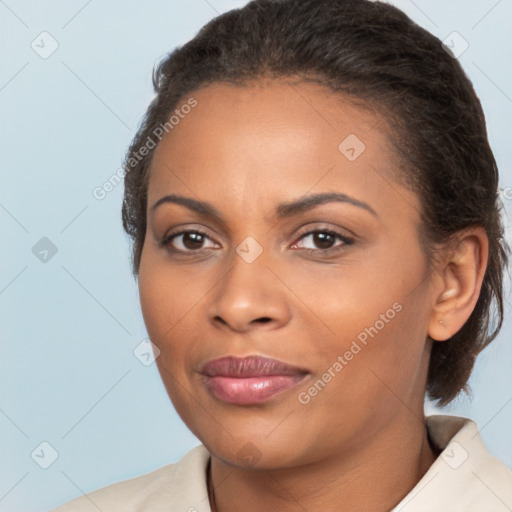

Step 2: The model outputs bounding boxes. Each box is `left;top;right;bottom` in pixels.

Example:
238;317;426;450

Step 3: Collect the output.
200;355;309;405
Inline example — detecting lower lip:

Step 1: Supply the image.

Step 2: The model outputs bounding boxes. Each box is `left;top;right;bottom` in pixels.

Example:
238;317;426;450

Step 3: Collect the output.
203;375;307;405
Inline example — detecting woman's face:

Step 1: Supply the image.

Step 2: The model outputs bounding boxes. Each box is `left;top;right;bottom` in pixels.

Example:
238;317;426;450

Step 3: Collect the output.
138;80;436;469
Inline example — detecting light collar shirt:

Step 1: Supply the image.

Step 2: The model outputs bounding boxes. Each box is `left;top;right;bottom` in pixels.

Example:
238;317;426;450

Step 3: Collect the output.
52;415;512;511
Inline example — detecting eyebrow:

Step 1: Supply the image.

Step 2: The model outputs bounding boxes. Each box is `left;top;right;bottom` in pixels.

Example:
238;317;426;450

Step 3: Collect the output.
150;192;378;220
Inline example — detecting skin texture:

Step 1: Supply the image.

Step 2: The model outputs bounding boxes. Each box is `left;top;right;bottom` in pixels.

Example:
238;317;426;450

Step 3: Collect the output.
138;80;488;512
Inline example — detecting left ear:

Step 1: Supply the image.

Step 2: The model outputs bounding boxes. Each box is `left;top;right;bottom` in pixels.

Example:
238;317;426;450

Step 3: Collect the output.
428;227;489;342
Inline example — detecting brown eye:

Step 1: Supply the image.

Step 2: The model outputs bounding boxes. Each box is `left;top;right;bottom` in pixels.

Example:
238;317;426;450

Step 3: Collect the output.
293;229;354;253
312;232;336;249
180;232;207;250
161;230;218;253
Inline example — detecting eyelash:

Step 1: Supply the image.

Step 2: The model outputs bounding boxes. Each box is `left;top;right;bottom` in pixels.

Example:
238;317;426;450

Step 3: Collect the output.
159;228;354;256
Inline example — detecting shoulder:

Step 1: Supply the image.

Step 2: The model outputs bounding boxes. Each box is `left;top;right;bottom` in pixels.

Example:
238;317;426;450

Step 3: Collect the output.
51;445;211;512
393;415;512;512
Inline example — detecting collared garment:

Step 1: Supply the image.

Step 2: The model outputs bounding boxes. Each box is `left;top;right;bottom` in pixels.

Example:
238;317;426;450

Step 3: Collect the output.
51;415;512;511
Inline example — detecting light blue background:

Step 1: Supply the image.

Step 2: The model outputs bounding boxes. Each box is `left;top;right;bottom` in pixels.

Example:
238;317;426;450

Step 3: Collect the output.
1;1;511;510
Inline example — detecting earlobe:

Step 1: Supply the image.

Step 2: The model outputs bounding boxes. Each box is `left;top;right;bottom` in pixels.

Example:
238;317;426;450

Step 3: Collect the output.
428;228;489;342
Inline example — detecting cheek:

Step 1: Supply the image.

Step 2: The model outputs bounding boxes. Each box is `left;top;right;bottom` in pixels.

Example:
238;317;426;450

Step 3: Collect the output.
138;252;187;375
296;244;431;402
137;250;219;395
138;269;170;341
138;256;204;420
138;251;202;342
283;257;414;354
293;299;430;454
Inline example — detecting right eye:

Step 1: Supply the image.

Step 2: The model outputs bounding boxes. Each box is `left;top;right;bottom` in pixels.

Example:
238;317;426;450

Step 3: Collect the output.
160;229;219;253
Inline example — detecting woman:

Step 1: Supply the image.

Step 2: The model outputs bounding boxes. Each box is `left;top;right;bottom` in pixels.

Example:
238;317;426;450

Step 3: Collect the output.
53;0;512;510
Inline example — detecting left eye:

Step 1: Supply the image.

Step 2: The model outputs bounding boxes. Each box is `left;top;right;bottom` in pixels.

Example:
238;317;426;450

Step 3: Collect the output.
292;230;353;252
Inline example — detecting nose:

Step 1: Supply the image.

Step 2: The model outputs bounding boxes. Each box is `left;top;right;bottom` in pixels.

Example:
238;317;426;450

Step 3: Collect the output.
207;248;291;333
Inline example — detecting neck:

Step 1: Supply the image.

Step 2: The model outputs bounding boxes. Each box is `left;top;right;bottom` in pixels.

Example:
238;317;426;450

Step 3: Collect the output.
208;413;438;512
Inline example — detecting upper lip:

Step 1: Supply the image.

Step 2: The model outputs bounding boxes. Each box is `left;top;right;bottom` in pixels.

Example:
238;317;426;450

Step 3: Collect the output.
200;355;309;378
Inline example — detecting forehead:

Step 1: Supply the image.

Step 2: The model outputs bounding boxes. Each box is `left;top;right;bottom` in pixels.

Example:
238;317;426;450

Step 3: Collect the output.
147;79;419;224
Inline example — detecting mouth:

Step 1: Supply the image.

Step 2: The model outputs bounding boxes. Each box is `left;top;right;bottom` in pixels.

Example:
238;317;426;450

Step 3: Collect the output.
199;355;309;405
